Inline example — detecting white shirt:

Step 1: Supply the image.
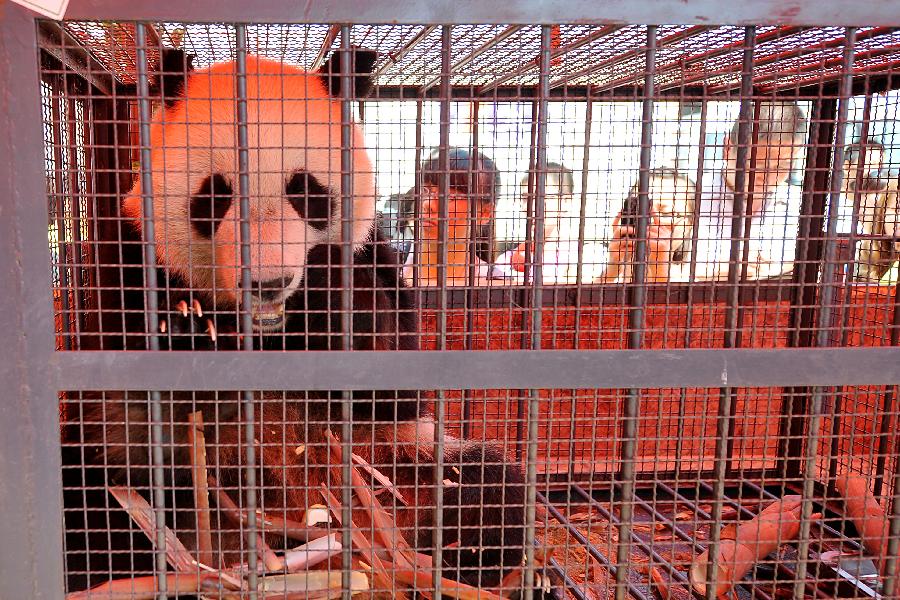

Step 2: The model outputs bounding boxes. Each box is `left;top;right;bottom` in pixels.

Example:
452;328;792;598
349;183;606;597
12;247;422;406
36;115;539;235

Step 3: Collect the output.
492;238;609;284
690;169;801;279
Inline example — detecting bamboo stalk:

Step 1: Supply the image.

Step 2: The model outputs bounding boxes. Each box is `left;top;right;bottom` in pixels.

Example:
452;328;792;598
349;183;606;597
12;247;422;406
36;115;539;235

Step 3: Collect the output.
321;485;399;597
258;570;368;596
187;411;214;568
281;534;343;572
209;475;329;542
649;565;678;599
388;565;506;600
325;430;414;568
351;452;409;506
835;473;891;573
689;496;815;597
66;572;237;600
108;486;197;573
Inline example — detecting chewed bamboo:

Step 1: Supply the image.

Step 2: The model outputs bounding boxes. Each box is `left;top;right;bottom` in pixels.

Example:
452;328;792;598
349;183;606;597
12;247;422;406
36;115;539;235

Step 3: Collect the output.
835;473;891;574
689;496;813;597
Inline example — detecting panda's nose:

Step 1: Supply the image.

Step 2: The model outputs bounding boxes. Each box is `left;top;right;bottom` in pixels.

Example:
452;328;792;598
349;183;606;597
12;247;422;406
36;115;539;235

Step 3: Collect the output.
247;275;294;302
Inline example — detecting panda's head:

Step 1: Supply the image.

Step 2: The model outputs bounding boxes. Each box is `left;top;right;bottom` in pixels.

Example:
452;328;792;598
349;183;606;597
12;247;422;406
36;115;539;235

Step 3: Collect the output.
123;48;378;332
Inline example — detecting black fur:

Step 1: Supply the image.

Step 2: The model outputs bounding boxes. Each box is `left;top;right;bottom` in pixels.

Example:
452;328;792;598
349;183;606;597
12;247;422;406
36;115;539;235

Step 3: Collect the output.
152;47;195;107
189;173;234;238
63;221;536;593
285;170;334;231
62;48;543;595
319;46;378;98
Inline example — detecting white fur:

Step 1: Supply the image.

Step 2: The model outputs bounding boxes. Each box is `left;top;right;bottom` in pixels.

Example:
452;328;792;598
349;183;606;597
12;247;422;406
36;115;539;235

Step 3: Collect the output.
127;59;376;308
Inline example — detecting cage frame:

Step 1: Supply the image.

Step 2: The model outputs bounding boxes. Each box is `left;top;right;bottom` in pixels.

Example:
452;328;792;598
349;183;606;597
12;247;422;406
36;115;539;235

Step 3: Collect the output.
4;1;900;599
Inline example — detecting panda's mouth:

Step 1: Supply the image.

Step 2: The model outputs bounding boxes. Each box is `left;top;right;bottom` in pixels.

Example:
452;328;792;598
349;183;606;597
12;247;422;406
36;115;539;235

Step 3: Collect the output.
250;301;285;332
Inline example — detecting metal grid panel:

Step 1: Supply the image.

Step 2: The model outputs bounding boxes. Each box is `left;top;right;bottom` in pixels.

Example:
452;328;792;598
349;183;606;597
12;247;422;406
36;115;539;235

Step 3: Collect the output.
57;22;900;95
0;5;897;600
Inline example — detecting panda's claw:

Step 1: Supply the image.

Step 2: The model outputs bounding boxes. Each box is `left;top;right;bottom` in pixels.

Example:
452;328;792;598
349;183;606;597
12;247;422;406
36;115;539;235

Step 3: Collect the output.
205;319;217;343
192;299;203;318
159;319;167;334
176;300;189;317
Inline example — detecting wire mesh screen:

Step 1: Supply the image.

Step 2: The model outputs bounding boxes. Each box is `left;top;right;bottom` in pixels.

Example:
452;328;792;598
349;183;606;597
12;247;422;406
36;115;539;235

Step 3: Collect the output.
30;17;900;600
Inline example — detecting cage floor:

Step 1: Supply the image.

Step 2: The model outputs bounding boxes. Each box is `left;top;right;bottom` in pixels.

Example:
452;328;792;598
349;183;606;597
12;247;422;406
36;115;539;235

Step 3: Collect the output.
537;480;877;600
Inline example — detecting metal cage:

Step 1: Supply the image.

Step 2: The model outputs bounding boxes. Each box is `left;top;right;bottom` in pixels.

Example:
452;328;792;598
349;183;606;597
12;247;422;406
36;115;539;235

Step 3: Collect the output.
2;1;900;599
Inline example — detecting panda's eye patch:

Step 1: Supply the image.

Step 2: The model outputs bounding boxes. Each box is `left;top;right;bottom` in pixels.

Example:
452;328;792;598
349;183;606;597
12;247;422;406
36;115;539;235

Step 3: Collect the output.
190;174;233;239
286;170;333;231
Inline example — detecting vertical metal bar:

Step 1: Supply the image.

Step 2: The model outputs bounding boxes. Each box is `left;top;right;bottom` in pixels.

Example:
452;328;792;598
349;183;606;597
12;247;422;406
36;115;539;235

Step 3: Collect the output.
573;92;593;324
522;24;552;600
794;27;857;599
732;99;762;350
462;100;480;438
66;96;86;348
49;85;73;350
432;24;452;597
724;100;761;463
687;99;709;289
522;100;540;290
233;23;259;598
706;25;756;600
626;28;656;344
882;385;900;597
675;99;708;480
780;98;837;480
516;100;541;461
412;99;424;289
0;5;65;598
615;25;656;600
873;285;900;496
814;30;857;351
568;93;593;481
838;92;873;298
338;25;356;600
723;29;756;350
134;22;169;599
831;93;873;484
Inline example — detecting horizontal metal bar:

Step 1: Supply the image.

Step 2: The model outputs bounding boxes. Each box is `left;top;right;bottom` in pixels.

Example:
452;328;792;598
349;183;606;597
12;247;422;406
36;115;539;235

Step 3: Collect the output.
59;0;900;26
52;347;900;391
371;82;873;100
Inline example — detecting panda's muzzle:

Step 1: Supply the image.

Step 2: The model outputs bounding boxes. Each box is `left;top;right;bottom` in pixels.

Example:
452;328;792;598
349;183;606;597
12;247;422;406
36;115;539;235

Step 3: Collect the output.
245;275;292;332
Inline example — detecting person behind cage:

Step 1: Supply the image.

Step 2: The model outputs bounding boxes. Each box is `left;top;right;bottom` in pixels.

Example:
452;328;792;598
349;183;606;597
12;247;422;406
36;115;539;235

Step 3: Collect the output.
403;147;505;286
597;167;697;283
492;163;606;284
376;187;416;263
838;139;886;231
842;139;886;197
836;139;897;281
607;101;807;281
854;175;900;282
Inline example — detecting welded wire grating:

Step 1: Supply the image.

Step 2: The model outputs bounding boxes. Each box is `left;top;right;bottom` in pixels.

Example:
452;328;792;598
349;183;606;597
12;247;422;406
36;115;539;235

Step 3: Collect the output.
14;12;900;600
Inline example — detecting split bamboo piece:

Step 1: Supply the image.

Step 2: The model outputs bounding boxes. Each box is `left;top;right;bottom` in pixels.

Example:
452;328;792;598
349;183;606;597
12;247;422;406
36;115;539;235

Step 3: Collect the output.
689;496;815;597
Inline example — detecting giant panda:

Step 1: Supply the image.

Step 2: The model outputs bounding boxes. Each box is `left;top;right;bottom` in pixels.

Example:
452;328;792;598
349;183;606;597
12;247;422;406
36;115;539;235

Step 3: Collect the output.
60;47;536;595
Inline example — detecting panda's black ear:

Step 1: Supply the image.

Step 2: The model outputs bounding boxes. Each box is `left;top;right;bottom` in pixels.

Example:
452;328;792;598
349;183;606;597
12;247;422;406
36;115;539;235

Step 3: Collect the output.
319;47;378;99
152;47;195;107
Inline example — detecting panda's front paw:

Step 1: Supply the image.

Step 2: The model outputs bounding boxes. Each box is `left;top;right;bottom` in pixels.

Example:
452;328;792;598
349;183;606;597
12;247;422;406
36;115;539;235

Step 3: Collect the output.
159;297;219;350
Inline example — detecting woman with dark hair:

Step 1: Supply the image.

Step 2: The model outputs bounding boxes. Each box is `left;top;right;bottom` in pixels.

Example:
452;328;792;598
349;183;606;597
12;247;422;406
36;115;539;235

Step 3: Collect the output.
403;146;506;285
